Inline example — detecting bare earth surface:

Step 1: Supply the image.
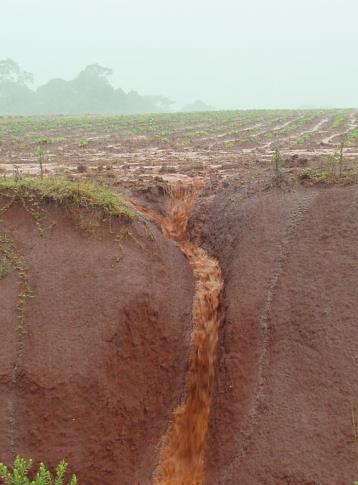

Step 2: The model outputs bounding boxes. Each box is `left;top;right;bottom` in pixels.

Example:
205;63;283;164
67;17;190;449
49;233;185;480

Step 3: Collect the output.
196;186;358;484
0;203;194;484
0;109;358;484
0;109;357;183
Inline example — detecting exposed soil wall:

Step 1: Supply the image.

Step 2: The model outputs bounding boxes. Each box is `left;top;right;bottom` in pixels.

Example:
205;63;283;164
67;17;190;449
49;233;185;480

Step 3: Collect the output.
1;182;358;485
196;185;358;484
0;201;194;484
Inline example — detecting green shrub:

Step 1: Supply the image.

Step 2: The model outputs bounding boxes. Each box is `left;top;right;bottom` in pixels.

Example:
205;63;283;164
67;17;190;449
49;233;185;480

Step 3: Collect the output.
0;456;77;485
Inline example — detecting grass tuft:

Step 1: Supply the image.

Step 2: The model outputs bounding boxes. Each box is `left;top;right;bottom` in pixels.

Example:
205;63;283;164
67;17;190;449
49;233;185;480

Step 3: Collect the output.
0;455;77;485
0;177;136;219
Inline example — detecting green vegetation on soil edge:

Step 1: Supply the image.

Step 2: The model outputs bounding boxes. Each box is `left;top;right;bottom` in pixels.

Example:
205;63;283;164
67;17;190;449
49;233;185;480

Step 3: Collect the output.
0;455;77;484
0;177;136;219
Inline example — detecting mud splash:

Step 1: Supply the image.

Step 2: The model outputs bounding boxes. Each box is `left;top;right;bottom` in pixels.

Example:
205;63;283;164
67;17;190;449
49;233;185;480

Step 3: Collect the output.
134;178;223;484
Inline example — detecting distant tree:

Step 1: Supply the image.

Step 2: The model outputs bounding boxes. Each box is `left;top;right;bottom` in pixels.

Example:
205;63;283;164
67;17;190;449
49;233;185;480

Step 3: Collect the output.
0;59;35;114
124;90;160;113
146;95;175;112
113;87;128;112
0;58;33;85
71;64;115;113
36;78;77;114
73;64;113;85
182;99;215;112
0;60;176;115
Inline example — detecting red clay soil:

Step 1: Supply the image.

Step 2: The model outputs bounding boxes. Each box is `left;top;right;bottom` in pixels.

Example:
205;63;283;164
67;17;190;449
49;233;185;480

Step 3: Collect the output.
0;202;194;484
1;183;358;485
195;185;358;484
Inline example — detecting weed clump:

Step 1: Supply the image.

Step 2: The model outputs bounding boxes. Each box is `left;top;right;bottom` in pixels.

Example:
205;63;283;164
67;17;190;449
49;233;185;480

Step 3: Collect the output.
0;455;77;484
297;138;357;185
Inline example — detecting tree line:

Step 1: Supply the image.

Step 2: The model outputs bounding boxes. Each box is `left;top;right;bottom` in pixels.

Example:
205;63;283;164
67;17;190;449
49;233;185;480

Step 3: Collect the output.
0;59;174;115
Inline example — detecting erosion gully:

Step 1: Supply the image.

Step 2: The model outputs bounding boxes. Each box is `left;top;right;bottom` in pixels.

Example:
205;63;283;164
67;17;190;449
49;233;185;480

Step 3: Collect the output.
132;178;224;484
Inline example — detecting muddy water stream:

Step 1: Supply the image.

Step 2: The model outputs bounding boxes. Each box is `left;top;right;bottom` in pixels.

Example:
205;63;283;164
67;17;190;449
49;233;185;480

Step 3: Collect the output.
133;179;223;484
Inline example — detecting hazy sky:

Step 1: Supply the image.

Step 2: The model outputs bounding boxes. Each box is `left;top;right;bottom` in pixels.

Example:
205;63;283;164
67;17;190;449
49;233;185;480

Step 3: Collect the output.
1;0;357;109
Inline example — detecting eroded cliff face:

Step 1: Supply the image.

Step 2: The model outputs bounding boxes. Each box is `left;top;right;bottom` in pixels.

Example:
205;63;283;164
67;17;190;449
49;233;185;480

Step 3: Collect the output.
194;185;358;485
1;181;358;485
0;200;194;485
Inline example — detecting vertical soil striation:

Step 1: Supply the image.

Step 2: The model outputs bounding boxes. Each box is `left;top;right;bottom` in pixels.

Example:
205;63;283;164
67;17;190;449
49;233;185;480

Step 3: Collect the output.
136;179;224;484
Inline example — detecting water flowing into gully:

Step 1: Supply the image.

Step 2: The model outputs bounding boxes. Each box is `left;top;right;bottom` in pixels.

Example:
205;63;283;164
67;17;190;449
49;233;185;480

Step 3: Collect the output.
133;178;224;484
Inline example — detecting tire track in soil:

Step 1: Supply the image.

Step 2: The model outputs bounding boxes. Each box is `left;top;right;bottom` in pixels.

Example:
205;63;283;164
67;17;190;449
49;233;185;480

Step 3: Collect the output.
220;190;319;484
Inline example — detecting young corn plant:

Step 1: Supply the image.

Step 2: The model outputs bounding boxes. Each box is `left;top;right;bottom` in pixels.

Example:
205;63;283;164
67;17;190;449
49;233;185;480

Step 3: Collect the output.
338;137;346;177
35;139;48;180
0;455;77;485
272;146;283;177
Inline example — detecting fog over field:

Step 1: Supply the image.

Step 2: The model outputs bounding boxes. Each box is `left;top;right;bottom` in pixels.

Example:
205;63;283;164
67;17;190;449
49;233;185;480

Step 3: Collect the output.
1;0;358;109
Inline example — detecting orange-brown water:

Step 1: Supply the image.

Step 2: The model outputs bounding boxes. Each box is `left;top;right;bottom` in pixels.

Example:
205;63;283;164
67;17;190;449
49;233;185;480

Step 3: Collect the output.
134;179;223;484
